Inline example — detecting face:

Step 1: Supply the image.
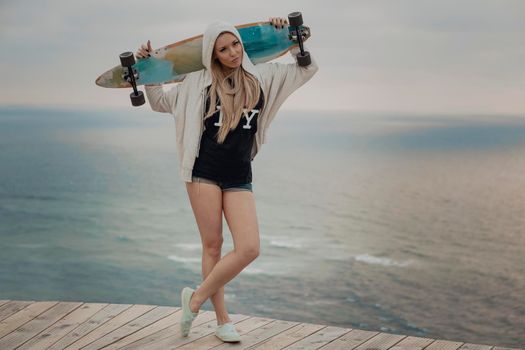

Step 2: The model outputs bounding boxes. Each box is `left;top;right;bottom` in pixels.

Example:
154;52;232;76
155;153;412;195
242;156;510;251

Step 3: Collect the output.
213;32;243;71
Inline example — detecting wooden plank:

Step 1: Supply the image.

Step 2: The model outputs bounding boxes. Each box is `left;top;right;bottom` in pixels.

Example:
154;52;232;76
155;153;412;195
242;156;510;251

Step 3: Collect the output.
243;322;326;350
0;301;34;322
97;308;181;350
317;329;380;349
351;332;406;350
0;301;82;350
213;318;299;349
388;336;436;350
47;303;130;350
16;302;107;350
123;314;274;350
457;344;494;350
159;315;277;350
425;339;465;350
0;301;521;350
0;301;58;339
280;326;353;350
61;304;155;350
117;310;220;350
174;314;263;350
81;305;177;350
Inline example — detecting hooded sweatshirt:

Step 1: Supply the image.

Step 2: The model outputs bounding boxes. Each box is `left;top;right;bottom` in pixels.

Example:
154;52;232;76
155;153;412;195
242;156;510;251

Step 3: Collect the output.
144;20;319;183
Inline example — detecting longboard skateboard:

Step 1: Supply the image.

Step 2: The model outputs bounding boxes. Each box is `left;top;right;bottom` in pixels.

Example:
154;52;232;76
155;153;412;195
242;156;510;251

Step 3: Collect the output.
95;12;311;106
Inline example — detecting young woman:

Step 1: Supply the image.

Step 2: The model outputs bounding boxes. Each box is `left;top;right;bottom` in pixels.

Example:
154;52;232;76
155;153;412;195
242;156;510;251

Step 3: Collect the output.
135;16;318;342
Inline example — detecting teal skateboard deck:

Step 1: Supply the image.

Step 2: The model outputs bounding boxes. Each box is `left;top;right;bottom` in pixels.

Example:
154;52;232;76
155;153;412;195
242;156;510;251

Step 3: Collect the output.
95;21;311;89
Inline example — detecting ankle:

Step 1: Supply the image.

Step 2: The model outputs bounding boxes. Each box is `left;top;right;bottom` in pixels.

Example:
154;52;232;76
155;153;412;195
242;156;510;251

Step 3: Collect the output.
217;317;232;325
189;292;201;313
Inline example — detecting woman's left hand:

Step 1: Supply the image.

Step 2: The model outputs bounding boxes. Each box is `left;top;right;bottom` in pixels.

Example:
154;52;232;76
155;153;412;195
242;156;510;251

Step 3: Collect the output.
269;17;288;29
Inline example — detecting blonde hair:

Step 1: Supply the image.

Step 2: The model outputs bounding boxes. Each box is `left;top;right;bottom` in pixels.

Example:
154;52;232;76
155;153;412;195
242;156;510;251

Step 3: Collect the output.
204;32;261;144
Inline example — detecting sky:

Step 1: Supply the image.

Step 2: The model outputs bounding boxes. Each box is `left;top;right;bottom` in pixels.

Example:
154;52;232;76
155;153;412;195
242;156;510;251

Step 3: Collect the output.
0;0;524;115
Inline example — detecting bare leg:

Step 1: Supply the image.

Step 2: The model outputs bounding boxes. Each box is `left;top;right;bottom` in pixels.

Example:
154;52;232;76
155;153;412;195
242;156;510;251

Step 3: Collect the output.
185;181;236;325
191;250;256;312
202;250;231;325
190;190;260;313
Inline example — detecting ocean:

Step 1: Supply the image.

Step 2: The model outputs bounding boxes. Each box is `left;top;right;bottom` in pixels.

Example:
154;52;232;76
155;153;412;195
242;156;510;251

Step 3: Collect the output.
1;106;524;348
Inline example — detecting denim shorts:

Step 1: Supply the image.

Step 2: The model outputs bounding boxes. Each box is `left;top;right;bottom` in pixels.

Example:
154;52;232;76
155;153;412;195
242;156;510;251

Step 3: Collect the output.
191;176;253;192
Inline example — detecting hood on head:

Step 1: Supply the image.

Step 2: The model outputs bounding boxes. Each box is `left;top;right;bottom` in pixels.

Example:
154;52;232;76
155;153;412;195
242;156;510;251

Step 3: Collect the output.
201;20;261;85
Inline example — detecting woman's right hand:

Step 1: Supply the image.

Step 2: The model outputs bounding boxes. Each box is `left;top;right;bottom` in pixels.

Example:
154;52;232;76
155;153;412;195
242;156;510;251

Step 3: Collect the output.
135;40;153;59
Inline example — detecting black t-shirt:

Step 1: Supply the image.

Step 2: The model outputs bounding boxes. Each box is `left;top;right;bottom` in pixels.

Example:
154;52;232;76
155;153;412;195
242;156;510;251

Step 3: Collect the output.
192;85;264;183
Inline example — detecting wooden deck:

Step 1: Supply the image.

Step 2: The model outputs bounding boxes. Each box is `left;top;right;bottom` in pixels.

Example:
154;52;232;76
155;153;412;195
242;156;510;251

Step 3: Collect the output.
0;300;520;350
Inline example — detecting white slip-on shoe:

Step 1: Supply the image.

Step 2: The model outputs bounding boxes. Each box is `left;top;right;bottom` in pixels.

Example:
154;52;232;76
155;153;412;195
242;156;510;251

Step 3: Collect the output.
215;321;241;342
180;287;199;337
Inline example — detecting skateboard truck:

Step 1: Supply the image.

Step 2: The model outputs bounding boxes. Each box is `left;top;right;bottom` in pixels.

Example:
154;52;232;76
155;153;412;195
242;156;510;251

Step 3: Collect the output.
287;12;311;67
119;52;145;106
288;26;310;44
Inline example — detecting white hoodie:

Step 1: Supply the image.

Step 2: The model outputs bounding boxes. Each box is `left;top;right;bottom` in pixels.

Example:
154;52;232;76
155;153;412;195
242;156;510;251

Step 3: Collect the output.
144;20;319;183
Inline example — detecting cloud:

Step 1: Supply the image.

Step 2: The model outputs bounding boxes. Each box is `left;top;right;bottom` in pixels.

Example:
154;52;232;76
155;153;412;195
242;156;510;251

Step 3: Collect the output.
0;0;524;114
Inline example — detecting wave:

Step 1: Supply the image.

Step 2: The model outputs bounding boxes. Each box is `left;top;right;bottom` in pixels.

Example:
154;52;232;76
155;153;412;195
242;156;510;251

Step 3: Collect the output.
354;253;414;267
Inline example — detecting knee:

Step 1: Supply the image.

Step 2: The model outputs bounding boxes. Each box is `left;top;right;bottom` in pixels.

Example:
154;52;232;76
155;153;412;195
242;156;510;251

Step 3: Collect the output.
203;238;224;257
237;245;260;263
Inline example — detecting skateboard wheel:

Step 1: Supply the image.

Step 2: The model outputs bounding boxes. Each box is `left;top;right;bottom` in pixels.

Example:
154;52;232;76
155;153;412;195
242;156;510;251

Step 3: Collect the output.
130;90;145;106
120;52;135;67
297;51;311;67
288;12;303;27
